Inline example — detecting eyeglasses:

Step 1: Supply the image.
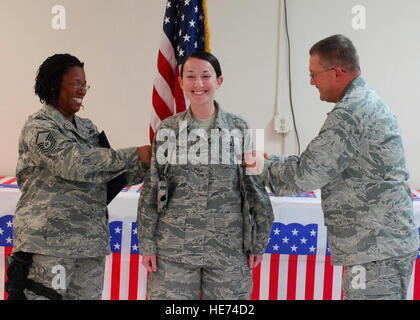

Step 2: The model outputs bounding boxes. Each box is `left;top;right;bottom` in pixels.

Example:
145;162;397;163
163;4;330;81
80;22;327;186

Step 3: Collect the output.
69;82;91;91
309;67;335;80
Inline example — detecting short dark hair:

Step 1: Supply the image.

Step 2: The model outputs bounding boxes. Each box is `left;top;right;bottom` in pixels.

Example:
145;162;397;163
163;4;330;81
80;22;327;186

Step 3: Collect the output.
180;51;222;78
310;34;361;73
34;53;84;106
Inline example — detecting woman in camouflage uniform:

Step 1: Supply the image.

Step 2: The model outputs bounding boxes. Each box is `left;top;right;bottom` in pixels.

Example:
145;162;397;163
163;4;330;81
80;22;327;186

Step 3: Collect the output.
137;51;274;299
8;54;151;299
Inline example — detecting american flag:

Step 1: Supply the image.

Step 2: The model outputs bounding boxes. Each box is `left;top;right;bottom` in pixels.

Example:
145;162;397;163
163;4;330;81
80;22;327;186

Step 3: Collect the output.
323;239;344;300
408;228;420;299
292;191;316;198
150;0;210;143
251;223;344;300
108;220;122;300
252;223;319;300
102;220;148;300
267;191;316;198
0;177;18;189
0;215;13;300
128;222;148;300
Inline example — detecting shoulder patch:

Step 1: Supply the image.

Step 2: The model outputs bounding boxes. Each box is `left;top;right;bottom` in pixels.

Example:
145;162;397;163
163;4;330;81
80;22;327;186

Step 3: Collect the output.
36;131;56;153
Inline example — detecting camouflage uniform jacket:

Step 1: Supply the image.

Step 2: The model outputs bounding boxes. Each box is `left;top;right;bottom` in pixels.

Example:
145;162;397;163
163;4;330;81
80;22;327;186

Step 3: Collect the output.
262;77;418;266
13;104;149;258
137;103;273;265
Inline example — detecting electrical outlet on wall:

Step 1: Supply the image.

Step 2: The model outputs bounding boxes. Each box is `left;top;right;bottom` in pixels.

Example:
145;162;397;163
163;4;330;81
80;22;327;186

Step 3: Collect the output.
274;114;289;134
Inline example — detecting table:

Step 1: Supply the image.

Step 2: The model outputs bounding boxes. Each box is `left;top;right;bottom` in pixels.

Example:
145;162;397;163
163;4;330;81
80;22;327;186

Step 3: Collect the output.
1;176;420;300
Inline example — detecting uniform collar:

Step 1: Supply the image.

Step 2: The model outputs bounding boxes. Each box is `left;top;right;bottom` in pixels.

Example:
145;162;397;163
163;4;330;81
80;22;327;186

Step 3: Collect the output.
181;101;231;133
337;76;365;103
41;104;91;139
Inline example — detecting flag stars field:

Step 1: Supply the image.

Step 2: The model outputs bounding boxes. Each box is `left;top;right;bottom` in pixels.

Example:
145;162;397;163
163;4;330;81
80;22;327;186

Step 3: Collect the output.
266;223;318;255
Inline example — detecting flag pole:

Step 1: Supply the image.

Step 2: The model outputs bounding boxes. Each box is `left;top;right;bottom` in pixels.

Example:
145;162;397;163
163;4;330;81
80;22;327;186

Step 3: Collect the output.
203;0;211;52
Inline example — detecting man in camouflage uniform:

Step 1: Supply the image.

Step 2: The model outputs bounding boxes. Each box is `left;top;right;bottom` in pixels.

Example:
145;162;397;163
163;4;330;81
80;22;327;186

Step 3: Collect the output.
137;102;273;300
253;35;418;299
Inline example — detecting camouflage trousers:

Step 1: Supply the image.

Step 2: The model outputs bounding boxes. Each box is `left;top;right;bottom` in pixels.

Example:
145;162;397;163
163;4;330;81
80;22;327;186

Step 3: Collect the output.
24;254;106;300
147;256;253;300
342;251;417;300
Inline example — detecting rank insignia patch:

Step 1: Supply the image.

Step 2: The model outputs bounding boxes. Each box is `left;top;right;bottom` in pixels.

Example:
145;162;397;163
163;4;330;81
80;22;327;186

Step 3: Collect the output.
36;131;56;153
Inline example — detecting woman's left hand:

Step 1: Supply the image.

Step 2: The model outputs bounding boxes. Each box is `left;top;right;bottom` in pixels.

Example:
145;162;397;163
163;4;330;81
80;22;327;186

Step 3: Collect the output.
248;254;262;268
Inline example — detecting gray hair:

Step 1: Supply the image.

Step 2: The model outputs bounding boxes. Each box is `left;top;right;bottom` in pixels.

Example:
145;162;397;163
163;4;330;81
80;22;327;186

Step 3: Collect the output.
310;34;361;73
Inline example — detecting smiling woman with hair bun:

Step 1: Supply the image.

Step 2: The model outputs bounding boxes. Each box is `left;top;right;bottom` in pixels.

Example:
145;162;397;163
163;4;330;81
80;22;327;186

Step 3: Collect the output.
137;51;274;300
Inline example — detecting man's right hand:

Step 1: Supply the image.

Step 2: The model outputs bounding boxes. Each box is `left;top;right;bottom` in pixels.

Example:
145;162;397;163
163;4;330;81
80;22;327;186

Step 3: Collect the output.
243;150;269;175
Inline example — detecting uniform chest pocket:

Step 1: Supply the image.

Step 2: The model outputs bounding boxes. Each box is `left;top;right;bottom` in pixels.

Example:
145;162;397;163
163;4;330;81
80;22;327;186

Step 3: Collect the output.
164;165;192;209
210;164;239;184
166;164;189;186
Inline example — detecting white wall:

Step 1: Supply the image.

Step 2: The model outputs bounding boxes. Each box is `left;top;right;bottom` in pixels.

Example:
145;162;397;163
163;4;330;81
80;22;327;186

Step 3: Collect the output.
1;0;420;188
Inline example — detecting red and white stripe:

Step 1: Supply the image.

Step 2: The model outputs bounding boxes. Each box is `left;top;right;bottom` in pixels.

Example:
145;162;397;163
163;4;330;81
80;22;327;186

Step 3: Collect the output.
150;33;188;144
252;253;343;300
102;219;148;300
0;177;17;186
0;246;13;300
408;258;420;300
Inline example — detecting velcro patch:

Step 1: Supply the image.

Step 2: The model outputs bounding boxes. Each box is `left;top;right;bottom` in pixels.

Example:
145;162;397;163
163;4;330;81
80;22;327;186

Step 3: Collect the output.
36;131;56;153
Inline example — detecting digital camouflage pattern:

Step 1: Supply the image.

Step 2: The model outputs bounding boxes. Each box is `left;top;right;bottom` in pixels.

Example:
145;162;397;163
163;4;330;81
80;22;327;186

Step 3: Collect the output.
24;254;106;300
147;256;253;300
13;104;149;258
261;77;418;266
137;103;274;265
342;251;417;300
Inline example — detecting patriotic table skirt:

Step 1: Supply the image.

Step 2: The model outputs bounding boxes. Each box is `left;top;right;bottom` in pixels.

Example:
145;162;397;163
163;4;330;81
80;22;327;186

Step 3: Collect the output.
1;176;420;300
